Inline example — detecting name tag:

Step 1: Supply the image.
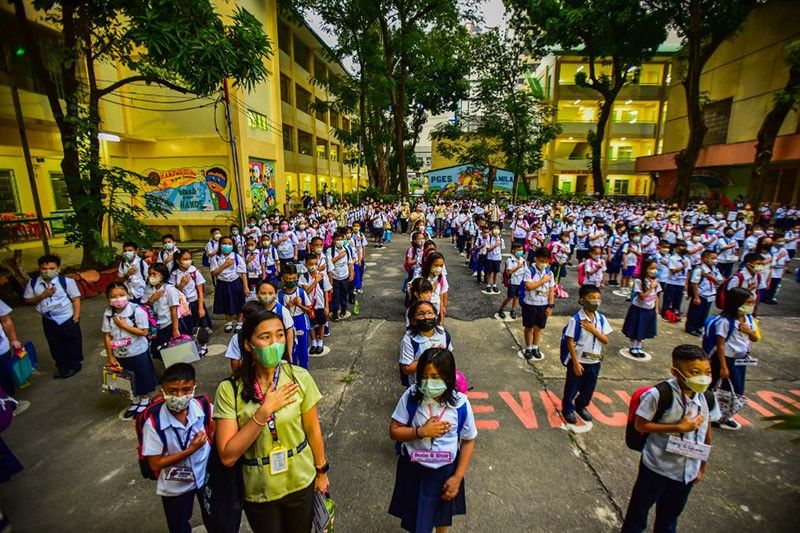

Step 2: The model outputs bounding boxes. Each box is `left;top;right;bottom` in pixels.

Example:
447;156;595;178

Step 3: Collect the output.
666;435;711;461
111;338;132;349
270;447;289;475
734;357;758;366
410;450;452;463
583;352;604;361
164;465;196;482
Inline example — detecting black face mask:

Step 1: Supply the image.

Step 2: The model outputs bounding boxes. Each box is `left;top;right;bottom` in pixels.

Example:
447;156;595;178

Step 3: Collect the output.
418;318;438;331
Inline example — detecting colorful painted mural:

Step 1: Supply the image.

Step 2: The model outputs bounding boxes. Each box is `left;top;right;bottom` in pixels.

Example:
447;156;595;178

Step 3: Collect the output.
424;164;515;194
143;166;233;211
248;158;277;212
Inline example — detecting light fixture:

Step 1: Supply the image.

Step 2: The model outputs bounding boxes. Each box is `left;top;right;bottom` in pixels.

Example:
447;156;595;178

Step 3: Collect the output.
620;137;627;141
627;66;637;73
97;132;120;142
624;99;633;105
573;99;581;105
576;65;584;73
568;136;574;141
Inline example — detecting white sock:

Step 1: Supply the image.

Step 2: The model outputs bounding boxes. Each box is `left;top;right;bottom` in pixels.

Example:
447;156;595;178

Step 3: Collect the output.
532;345;539;350
139;397;150;405
130;396;140;405
527;345;534;351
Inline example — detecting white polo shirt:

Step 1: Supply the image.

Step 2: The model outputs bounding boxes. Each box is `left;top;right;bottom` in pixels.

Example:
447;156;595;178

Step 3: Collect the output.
716;315;757;358
505;257;527;286
168;266;206;303
666;254;690;286
100;303;150;358
211;253;246;282
23;275;81;325
631;278;662;310
142;284;181;329
326;247;352;280
0;299;12;354
563;309;612;365
299;272;332;309
118;258;148;300
399;328;453;386
142;398;212;496
522;266;554;306
689;264;722;299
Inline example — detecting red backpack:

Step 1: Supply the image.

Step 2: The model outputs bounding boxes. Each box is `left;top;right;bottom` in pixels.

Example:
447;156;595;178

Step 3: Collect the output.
577;261;586;285
715;272;744;310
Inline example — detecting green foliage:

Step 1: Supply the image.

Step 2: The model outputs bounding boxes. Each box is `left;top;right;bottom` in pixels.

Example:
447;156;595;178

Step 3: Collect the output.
764;411;800;444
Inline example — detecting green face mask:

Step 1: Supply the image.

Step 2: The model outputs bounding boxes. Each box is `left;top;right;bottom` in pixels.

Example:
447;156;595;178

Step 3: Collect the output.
254;342;285;368
284;280;297;289
420;378;448;399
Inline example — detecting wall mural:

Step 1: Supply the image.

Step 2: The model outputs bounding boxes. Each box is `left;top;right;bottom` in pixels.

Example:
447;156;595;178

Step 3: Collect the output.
143;166;232;211
248;158;276;212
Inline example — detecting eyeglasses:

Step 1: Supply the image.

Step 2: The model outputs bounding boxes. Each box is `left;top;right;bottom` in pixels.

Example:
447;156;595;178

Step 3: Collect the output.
415;312;437;319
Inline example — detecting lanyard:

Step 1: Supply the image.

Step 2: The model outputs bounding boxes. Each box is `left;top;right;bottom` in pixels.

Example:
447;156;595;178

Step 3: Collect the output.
254;364;282;444
675;391;700;443
427;404;448;446
171;426;195;451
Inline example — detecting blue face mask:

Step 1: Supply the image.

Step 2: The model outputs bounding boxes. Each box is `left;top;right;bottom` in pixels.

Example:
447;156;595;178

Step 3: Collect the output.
221;244;233;254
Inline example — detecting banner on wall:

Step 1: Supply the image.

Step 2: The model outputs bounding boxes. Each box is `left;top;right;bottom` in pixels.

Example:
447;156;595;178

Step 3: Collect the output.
143;166;233;211
424;164;515;194
248;158;277;212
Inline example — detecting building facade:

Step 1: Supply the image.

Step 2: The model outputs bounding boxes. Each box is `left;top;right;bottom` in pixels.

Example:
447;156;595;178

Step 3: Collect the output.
0;0;365;243
532;48;676;196
635;0;800;203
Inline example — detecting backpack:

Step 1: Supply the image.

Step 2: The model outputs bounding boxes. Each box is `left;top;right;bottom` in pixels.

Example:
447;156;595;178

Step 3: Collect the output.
577;261;586;286
107;305;158;340
518;266;552;301
625;381;716;451
715;272;744;309
559;312;607;366
394;389;468;455
502;264;511;287
400;330;453;386
28;273;68;293
701;315;736;357
609;240;627;271
135;395;213;480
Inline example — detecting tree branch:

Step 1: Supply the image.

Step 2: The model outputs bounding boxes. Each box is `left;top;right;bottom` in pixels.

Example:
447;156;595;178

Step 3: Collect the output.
97;75;192;98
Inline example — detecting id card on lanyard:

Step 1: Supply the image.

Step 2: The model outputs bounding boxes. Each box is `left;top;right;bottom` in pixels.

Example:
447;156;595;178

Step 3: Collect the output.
665;394;711;462
410;404;452;464
255;365;290;475
163;426;197;482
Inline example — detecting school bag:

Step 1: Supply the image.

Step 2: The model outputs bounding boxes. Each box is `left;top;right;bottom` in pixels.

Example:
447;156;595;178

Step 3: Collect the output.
625;381;716;451
559;312;607;367
517;266;552;301
701;315;736;357
715;271;745;309
609;240;627;271
577;261;586;286
135;394;213;480
394;388;468;455
502;264;511;287
400;330;453;386
27;273;68;293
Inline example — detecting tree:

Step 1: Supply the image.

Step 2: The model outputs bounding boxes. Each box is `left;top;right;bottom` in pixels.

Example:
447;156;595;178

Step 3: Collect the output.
510;0;668;198
11;0;271;268
645;0;759;204
432;29;562;201
749;40;800;201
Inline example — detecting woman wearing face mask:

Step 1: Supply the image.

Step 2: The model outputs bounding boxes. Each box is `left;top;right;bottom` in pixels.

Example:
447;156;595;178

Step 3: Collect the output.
622;260;662;358
143;263;184;361
389;348;477;533
214;310;328;533
399;301;454;387
709;288;760;431
211;236;248;334
102;282;157;417
418;252;449;326
170;250;211;356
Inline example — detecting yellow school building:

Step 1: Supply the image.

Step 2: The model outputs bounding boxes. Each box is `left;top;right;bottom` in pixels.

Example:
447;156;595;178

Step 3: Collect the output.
0;0;365;243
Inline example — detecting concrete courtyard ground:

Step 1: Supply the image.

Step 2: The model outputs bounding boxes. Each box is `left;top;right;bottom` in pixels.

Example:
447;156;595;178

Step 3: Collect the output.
0;231;798;532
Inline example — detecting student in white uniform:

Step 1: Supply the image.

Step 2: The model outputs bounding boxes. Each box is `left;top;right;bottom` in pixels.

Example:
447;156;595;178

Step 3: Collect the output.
0;299;24;398
498;243;527;319
326;231;354;320
210;236;248;333
300;253;331;355
584;246;607;287
389;348;477;533
685;250;722;336
662;241;691;319
763;236;789;304
622;260;662;358
399;301;454;386
118;241;148;304
417;252;449;326
102;282;157;417
142;363;212;533
23;254;83;379
170;250;211;356
484;225;505;293
158;234;181;271
273;219;299;268
143;263;183;360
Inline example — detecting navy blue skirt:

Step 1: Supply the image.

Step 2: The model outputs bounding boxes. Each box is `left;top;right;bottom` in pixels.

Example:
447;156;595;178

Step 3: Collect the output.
0;435;22;482
188;300;212;330
622;305;657;340
213;278;245;316
118;349;158;396
389;453;466;532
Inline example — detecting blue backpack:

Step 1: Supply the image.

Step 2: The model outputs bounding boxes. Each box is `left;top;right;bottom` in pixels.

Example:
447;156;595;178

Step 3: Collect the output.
28;273;68;293
394;389;468;455
701;315;736;357
609;239;628;270
559;312;607;366
518;266;552;301
400;329;452;386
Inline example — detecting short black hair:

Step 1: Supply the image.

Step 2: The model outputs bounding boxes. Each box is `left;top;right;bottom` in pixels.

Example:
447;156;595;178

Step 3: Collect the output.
161;234;175;242
210;227;220;234
700;249;716;260
305;252;319;262
579;284;601;298
122;241;138;250
511;242;523;250
149;262;170;279
744;252;762;264
534;247;550;260
38;254;61;267
412;347;457;406
282;263;298;276
161;362;196;384
671;344;707;364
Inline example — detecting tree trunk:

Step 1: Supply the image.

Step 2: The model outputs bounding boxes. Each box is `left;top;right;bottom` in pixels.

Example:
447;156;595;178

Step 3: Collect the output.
590;98;614;198
486;165;497;192
674;63;707;206
748;62;800;201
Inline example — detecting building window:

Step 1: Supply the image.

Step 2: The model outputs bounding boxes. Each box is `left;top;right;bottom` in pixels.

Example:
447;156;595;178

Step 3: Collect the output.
613;179;629;195
246;109;270;132
295;86;312;115
330;144;340;162
314;55;328;81
50;172;72;210
283;125;294;152
280;75;292;104
1;12;67;100
317;139;328;160
329;109;340;129
0;169;19;213
703;98;732;146
298;130;313;155
278;22;291;55
615;146;634;161
342;117;351;132
293;36;311;71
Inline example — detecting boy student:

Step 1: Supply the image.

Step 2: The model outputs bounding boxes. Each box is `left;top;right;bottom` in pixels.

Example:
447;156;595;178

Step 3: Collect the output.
621;344;719;533
23;255;84;378
685;250;722;336
561;284;612;425
141;363;211;533
300;252;331;355
498;242;526;319
662;240;691;319
157;234;180;271
326;231;354;320
520;247;556;361
204;228;222;283
118;241;148;304
483;224;505;292
474;225;490;284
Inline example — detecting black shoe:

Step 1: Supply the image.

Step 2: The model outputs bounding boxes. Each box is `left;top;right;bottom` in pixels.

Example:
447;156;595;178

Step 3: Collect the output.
55;368;78;379
523;348;534;361
633;349;646;359
498;310;506;319
330;311;339;321
531;348;543;361
493;287;500;294
564;412;578;424
577;407;593;422
123;405;139;419
510;310;517;319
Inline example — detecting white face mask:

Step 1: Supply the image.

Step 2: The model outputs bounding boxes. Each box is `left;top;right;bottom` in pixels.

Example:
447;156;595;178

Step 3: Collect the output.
162;388;195;412
431;266;443;276
180;260;192;269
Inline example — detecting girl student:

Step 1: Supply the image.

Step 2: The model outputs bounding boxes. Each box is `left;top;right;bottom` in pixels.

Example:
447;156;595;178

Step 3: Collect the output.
278;264;314;370
399;301;455;386
259;233;280;284
299;252;331;356
169;250;211;357
102;282;158;418
214;310;330;533
621;259;662;358
389;348;477;533
710;287;760;431
620;229;642;292
244;237;266;295
405;278;434;327
418;252;449;326
211;235;248;333
143;263;184;361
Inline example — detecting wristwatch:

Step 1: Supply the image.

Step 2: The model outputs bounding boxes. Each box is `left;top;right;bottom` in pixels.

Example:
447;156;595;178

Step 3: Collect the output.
315;462;330;474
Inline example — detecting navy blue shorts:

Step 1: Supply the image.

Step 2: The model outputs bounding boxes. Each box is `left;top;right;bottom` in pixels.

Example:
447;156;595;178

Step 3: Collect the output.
623;265;636;276
522;303;548;329
485;259;501;273
507;283;519;298
311;308;327;326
